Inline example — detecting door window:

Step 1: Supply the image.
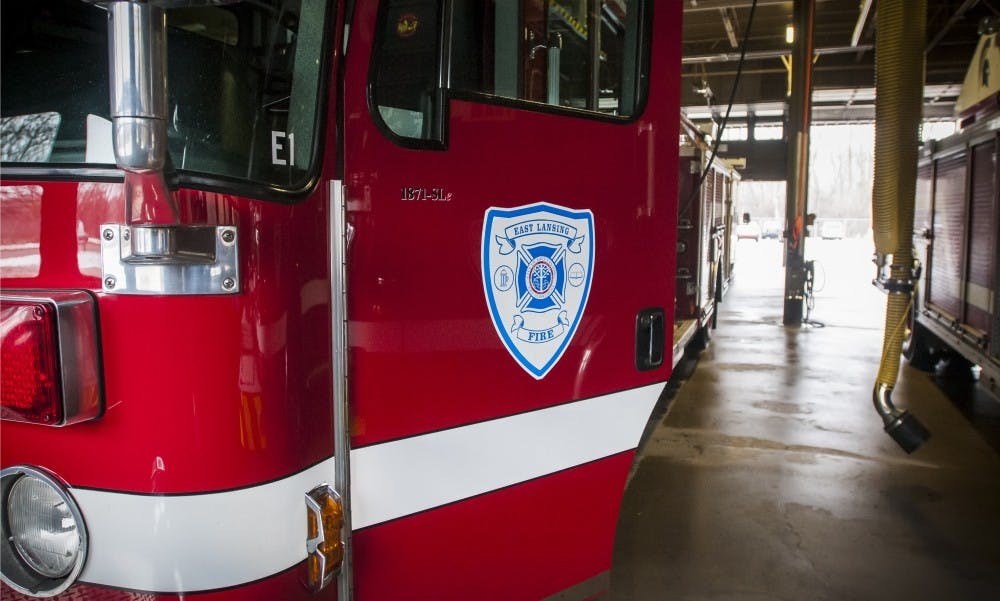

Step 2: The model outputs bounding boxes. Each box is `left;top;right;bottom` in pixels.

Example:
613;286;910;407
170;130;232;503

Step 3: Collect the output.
452;0;645;115
370;0;649;144
369;0;445;143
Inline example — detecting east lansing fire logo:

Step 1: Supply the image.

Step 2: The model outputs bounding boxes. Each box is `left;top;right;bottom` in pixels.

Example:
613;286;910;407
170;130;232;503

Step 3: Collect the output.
482;203;595;379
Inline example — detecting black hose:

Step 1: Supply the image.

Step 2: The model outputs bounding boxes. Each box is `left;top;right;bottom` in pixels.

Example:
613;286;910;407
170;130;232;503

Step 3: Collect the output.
678;0;758;219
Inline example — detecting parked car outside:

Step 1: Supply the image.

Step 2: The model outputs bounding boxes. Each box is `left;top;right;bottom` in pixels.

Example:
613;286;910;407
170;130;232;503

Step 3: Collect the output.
761;220;781;239
736;221;761;241
820;220;846;239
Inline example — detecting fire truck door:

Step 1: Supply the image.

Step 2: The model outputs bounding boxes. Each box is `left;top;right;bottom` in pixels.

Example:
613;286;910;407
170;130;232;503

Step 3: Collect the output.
344;1;678;598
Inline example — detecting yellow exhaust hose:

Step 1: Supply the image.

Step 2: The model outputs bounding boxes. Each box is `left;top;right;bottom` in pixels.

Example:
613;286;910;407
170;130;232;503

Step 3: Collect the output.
871;0;930;453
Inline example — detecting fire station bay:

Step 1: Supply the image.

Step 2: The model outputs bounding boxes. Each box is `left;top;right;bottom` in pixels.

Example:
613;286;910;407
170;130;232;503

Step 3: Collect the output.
1;1;999;600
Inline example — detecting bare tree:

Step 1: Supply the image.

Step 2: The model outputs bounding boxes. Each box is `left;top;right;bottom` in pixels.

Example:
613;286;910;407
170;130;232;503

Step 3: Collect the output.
1;112;61;162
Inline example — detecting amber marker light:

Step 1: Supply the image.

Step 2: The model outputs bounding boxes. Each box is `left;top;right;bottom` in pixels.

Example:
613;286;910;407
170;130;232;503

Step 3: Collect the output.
305;485;344;592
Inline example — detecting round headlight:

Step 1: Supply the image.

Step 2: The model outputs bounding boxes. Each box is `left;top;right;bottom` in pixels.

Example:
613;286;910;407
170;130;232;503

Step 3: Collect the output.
1;466;87;597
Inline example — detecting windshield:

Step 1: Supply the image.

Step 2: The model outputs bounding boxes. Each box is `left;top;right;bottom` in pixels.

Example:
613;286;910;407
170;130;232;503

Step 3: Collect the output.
1;0;329;192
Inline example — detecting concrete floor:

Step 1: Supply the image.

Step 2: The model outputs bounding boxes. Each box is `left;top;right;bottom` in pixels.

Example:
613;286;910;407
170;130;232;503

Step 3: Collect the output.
612;239;1000;601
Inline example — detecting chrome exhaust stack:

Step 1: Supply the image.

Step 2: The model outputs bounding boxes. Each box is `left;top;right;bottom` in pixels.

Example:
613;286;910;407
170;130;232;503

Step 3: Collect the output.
109;1;168;174
101;1;241;296
107;0;177;224
873;382;929;454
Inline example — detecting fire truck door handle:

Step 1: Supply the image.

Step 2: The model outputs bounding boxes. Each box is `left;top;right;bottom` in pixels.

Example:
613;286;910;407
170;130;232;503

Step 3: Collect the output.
636;308;665;371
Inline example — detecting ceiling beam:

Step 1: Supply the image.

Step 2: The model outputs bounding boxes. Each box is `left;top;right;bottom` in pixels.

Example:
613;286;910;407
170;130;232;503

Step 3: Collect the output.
926;0;981;53
851;0;875;46
682;44;874;64
683;0;790;12
720;7;740;48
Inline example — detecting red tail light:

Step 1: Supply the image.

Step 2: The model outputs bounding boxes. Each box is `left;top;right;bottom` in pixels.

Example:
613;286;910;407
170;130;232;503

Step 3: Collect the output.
1;300;62;423
1;292;102;426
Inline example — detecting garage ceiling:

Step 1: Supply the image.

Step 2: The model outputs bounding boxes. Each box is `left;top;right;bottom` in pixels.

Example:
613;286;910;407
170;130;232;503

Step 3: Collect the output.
681;0;997;123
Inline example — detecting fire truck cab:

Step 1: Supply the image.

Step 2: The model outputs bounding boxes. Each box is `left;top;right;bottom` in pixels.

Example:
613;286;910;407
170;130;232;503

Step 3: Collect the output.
1;1;682;599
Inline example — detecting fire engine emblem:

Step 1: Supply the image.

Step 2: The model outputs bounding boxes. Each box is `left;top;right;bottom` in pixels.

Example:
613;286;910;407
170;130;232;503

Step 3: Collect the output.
482;203;595;379
396;13;419;38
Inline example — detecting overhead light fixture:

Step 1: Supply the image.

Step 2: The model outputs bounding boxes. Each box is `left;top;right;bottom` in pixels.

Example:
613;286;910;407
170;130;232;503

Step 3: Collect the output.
785;24;795;44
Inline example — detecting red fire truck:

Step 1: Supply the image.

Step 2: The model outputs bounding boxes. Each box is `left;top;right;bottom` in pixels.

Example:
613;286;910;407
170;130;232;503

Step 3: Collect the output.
0;0;681;599
673;116;738;362
904;21;999;397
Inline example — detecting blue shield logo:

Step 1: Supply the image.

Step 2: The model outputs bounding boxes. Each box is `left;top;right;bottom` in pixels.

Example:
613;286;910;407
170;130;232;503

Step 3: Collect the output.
482;203;595;379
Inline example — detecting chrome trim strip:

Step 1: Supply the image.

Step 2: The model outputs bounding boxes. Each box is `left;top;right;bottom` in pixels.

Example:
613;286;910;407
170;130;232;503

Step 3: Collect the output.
52;292;103;424
329;179;353;600
0;166;124;181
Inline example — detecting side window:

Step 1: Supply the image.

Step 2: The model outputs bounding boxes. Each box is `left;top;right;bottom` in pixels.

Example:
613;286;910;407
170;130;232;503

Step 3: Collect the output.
370;0;444;142
1;1;109;164
1;0;330;193
451;0;646;116
165;0;330;188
